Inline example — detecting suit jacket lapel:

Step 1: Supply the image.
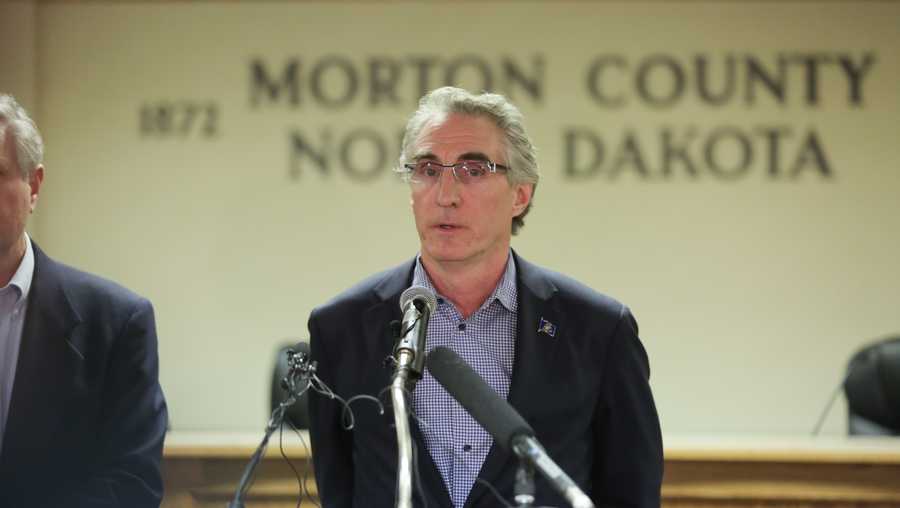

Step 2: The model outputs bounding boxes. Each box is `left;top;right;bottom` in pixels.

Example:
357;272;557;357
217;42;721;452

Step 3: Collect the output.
0;243;81;475
369;259;455;508
465;252;560;508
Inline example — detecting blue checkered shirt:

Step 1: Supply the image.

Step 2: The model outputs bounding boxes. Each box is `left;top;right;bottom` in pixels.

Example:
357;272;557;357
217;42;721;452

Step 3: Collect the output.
412;254;517;508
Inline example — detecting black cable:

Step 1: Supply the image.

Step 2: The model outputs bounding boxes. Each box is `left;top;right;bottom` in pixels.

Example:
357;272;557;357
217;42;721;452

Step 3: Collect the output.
230;347;315;508
475;477;515;508
237;444;262;500
812;366;855;436
286;418;322;508
277;420;305;508
400;315;422;339
228;404;283;508
308;373;384;430
378;383;429;430
342;394;385;429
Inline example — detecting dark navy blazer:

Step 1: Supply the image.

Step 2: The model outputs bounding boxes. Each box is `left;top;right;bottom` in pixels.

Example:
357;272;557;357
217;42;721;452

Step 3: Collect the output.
0;242;167;507
308;252;663;508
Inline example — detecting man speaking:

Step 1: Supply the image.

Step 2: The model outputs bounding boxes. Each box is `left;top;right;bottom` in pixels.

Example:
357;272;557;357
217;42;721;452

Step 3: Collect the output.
308;87;662;507
0;94;167;507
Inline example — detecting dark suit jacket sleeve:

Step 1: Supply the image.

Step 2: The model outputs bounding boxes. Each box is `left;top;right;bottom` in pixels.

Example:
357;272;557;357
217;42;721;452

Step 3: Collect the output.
308;311;356;508
56;298;167;507
592;307;663;507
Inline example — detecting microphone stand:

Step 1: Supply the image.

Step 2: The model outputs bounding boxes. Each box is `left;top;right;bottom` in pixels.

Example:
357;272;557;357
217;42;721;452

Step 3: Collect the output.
391;352;416;508
390;288;435;508
512;437;593;508
228;347;315;508
514;461;536;508
390;299;430;508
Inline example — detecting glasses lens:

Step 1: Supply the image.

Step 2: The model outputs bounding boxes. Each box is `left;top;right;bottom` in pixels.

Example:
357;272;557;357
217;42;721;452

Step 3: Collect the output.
459;160;491;182
411;161;440;184
407;160;499;185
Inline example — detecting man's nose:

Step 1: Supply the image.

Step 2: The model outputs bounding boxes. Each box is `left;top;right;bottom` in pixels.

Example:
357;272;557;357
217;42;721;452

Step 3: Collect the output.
435;167;461;207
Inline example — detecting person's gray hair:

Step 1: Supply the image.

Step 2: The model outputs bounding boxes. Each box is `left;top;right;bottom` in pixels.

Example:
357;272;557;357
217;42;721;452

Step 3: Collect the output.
0;94;44;178
399;87;539;235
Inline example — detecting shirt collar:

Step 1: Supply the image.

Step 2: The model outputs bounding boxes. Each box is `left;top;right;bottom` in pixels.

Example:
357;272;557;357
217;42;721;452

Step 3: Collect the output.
412;251;518;313
3;233;35;303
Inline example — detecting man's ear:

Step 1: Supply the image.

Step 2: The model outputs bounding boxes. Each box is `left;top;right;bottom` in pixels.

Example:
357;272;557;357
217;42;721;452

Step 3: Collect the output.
29;165;44;212
512;183;533;217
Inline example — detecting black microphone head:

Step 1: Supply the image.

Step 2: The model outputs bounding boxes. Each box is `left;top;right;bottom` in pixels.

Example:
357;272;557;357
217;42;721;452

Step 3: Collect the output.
426;346;534;451
400;285;437;314
286;341;313;374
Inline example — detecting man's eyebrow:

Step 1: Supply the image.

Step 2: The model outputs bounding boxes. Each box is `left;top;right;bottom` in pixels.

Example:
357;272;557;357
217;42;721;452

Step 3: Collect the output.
410;151;492;162
412;152;438;161
458;152;491;162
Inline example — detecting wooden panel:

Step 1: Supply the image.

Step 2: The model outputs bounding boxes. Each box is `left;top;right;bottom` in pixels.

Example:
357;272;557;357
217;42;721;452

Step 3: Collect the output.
664;461;900;506
163;433;900;508
162;431;316;508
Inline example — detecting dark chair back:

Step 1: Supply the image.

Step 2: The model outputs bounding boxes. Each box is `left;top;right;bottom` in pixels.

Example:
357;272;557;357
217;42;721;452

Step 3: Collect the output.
844;336;900;435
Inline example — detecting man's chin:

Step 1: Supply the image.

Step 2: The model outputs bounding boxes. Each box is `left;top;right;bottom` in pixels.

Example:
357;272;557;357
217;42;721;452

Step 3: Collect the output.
421;246;474;265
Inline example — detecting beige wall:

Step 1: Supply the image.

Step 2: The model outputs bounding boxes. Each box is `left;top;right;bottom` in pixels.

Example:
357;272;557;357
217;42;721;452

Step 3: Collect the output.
0;0;39;237
0;1;36;108
11;1;900;434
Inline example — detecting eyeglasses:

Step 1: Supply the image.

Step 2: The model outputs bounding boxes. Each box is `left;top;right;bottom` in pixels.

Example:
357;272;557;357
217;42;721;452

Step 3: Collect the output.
400;159;509;186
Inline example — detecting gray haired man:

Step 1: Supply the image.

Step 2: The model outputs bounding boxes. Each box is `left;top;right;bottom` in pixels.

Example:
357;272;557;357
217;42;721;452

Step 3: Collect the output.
308;87;663;508
0;94;168;507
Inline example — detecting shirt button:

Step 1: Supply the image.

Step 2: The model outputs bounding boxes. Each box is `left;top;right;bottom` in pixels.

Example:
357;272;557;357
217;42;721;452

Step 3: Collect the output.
458;323;466;331
462;444;472;452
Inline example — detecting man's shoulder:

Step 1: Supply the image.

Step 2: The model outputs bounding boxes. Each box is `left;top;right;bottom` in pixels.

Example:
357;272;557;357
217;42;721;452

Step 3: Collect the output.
311;258;414;319
517;254;628;318
35;244;150;311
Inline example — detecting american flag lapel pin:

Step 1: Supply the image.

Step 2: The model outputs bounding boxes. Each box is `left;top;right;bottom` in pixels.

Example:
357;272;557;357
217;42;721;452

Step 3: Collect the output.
537;317;557;338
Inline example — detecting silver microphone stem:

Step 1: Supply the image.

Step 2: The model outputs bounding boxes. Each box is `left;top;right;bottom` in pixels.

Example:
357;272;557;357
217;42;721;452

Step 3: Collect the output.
391;352;414;508
512;436;595;508
391;286;435;508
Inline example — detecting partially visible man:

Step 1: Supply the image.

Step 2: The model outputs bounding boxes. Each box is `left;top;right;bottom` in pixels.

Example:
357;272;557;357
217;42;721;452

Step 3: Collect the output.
0;94;167;507
308;87;663;507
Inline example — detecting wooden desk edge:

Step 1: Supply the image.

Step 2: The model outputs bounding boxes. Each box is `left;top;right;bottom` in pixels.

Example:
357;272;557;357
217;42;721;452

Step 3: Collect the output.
162;431;900;463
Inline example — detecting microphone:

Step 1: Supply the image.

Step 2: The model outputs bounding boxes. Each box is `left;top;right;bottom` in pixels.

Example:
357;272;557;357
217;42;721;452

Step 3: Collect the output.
426;347;595;508
287;341;311;370
283;341;315;393
391;286;437;508
230;340;317;508
393;285;437;384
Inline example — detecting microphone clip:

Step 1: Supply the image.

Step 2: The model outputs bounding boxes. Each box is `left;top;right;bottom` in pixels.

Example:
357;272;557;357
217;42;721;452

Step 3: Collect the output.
281;346;316;397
